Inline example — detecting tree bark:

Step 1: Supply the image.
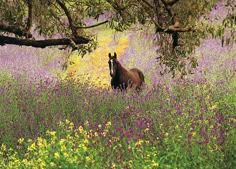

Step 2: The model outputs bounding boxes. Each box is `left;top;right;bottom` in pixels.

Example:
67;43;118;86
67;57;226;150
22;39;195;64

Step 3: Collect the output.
0;35;90;48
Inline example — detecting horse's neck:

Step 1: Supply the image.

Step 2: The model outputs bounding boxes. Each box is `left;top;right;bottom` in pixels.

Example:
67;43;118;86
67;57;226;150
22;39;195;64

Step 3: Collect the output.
116;62;128;76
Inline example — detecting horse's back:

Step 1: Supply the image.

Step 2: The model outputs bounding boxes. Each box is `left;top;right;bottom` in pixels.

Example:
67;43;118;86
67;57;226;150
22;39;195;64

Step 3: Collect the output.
129;68;144;82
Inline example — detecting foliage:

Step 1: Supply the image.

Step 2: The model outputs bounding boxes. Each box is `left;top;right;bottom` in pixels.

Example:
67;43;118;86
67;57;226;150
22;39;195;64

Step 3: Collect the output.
0;0;235;74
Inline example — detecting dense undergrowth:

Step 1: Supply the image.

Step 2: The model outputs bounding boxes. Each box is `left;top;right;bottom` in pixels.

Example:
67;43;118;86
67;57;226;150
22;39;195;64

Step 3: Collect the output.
0;70;235;168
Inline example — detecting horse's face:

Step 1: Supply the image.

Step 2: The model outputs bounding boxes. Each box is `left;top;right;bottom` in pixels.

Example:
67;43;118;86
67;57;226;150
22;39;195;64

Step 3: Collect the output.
108;52;118;77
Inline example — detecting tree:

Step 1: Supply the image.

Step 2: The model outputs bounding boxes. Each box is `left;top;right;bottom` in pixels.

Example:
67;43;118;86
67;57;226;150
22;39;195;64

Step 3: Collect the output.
0;0;235;75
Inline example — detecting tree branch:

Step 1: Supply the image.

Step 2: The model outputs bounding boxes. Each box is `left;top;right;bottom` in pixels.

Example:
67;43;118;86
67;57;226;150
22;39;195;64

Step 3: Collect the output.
0;35;90;48
55;0;78;37
156;26;192;33
160;0;176;23
75;20;108;29
0;23;33;38
25;0;33;32
141;0;155;9
165;0;179;6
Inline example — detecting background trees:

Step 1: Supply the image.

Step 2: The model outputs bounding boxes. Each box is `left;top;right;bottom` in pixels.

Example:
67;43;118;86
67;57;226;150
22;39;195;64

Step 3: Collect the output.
0;0;235;75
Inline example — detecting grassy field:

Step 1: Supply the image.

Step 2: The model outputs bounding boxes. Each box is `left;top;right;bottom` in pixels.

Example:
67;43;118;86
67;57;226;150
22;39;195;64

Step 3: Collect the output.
0;66;235;168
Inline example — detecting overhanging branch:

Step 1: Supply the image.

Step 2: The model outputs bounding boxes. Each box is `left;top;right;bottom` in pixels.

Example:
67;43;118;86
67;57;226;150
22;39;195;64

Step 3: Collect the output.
141;0;154;9
55;0;78;37
25;0;33;32
156;25;193;33
76;20;108;29
0;35;90;48
0;23;33;38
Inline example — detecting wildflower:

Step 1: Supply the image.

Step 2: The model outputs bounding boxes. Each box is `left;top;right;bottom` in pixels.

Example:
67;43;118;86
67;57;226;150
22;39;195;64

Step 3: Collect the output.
18;138;24;144
85;156;91;162
102;131;107;137
37;137;46;147
83;139;89;144
78;126;84;133
135;139;144;146
210;104;217;111
127;160;133;168
152;160;159;167
0;144;6;151
27;142;36;151
59;139;66;146
94;132;98;137
0;144;6;155
106;121;112;128
50;162;56;167
63;152;69;158
65;119;70;125
144;127;150;132
27;139;32;143
111;163;116;168
47;130;56;136
68;121;74;130
54;152;60;159
79;143;87;151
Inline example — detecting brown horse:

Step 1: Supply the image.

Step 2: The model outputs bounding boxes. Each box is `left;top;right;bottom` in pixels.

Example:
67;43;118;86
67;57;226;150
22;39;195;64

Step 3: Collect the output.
108;52;145;91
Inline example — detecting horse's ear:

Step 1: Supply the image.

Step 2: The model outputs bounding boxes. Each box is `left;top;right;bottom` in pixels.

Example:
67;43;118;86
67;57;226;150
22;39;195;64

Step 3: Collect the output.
114;52;117;58
108;53;111;58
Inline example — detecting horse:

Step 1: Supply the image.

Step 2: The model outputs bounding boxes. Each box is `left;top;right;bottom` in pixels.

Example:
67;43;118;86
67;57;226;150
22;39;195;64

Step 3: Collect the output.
108;52;145;91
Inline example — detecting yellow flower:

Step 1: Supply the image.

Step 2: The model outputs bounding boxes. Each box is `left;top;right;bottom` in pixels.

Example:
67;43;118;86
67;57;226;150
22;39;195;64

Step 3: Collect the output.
144;127;150;132
94;132;98;137
111;162;116;168
18;138;24;144
210;104;217;111
0;144;7;151
85;156;91;162
27;142;36;151
106;121;112;128
65;119;70;125
27;139;32;143
46;130;56;137
59;139;66;145
37;137;46;147
54;152;60;159
50;162;56;167
127;160;133;168
135;139;144;146
152;160;159;167
63;152;69;158
83;139;89;144
79;143;88;151
68;121;74;130
78;126;84;133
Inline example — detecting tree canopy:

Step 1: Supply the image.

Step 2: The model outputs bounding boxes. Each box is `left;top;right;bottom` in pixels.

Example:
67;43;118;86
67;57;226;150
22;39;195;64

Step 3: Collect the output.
0;0;235;75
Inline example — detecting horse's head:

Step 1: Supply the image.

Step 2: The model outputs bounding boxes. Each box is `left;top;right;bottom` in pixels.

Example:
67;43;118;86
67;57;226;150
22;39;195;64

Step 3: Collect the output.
108;52;118;77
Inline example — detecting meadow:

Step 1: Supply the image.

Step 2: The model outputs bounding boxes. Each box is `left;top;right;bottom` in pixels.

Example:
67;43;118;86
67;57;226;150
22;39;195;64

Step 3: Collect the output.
0;3;236;169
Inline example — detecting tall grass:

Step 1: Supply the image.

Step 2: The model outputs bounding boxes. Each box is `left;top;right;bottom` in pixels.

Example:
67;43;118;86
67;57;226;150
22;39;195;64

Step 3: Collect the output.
0;68;235;168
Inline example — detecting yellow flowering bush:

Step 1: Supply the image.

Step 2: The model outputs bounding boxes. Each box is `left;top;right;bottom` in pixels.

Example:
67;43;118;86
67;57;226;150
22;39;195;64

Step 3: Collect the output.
0;120;162;169
0;120;103;169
